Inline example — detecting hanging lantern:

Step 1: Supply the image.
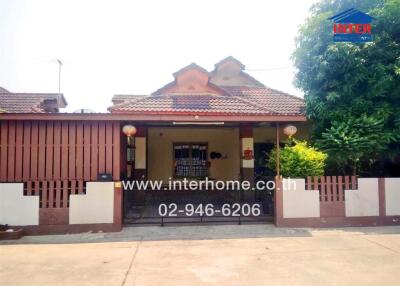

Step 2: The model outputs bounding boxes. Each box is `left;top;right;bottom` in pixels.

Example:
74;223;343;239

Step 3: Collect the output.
283;124;297;137
122;124;137;137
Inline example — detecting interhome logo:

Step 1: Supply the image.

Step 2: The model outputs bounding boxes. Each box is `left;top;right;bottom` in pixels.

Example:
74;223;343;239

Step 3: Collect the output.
329;8;375;42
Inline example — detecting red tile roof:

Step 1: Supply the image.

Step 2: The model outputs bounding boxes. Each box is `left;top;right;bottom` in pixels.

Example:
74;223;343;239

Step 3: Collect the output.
221;86;305;115
109;58;305;116
109;87;304;116
0;92;67;113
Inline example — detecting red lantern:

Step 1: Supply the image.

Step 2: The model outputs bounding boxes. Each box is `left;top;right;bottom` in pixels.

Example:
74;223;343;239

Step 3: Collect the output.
243;148;253;160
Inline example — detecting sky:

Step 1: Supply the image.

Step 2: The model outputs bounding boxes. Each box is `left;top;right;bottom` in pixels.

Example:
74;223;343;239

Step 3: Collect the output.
0;0;317;112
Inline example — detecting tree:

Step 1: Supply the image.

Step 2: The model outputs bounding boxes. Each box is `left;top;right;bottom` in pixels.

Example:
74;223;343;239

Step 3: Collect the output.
292;0;400;175
267;140;327;178
317;115;395;174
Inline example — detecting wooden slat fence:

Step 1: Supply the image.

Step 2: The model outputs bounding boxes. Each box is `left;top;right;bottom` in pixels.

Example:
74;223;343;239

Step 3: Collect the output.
0;120;121;182
24;180;86;208
306;176;357;202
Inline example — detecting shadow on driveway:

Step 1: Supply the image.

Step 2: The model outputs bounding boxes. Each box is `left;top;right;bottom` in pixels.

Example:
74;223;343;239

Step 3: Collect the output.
1;224;400;245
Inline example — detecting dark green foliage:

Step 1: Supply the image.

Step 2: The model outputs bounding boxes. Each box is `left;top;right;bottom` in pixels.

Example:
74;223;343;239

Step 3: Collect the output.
317;115;397;174
292;0;400;175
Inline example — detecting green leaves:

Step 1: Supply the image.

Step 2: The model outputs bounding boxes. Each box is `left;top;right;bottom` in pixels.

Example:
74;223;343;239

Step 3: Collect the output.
293;0;400;175
267;140;327;178
317;115;397;174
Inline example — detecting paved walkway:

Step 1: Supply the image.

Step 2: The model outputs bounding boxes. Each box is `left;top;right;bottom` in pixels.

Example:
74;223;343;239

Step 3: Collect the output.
1;225;400;285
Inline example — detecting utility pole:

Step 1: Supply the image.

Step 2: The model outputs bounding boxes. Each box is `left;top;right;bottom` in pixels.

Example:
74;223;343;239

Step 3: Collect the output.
32;57;64;93
56;59;63;93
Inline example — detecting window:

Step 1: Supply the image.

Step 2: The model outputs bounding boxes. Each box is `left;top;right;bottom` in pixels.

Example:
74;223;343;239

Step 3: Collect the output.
173;143;208;178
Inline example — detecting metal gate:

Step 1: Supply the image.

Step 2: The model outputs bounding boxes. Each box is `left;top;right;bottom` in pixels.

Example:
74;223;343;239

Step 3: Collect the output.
123;183;274;226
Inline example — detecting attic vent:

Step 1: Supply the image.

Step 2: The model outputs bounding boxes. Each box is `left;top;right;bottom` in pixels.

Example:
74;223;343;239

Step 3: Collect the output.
172;96;211;110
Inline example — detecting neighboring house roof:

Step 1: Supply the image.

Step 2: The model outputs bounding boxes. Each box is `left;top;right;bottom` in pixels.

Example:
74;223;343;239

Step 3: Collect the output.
109;57;305;117
111;94;147;105
210;56;265;87
214;56;245;70
0;91;67;113
151;63;228;96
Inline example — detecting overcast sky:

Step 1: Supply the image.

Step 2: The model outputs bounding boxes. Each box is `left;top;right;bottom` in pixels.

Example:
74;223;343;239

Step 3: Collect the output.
0;0;317;112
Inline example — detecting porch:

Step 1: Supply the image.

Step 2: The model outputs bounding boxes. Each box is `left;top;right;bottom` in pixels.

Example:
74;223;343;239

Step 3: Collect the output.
121;122;309;225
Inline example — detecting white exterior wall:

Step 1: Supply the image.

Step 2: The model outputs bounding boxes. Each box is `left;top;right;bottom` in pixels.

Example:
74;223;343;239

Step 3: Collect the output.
282;178;320;218
345;178;379;217
385;178;400;216
69;182;114;224
0;183;39;226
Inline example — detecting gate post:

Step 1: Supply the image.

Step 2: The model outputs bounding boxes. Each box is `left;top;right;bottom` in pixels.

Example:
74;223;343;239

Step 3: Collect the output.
114;182;123;231
274;176;284;226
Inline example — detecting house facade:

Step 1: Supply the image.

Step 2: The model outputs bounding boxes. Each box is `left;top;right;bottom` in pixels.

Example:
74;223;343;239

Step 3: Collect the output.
0;57;399;235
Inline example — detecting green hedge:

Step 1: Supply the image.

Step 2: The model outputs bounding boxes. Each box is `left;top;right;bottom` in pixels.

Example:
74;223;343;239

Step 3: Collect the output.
267;140;327;177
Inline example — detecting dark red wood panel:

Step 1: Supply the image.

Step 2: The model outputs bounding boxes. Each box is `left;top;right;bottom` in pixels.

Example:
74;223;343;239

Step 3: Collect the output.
83;122;91;180
0;121;9;181
98;122;106;174
15;121;24;181
326;176;332;202
55;180;62;208
338;176;344;201
62;179;68;208
53;121;61;180
48;180;54;208
27;181;32;196
76;123;83;180
37;121;46;180
320;176;326;202
7;121;16;181
78;179;84;194
70;179;76;195
61;122;69;179
91;122;99;180
68;122;76;179
30;121;39;180
22;121;31;181
332;176;337;201
112;122;120;180
344;176;350;190
42;181;48;208
105;122;113;174
45;121;54;179
2;120;121;183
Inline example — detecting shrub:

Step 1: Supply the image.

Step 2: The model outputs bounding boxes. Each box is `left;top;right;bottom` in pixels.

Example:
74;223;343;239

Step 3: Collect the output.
267;140;327;177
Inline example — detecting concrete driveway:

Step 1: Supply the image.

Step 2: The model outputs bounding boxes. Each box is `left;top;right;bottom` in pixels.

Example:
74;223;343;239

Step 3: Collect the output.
1;225;400;286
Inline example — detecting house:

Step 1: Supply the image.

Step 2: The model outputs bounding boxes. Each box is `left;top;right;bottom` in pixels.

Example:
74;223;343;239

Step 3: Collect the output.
108;57;308;184
1;57;397;235
0;56;306;231
0;88;67;113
